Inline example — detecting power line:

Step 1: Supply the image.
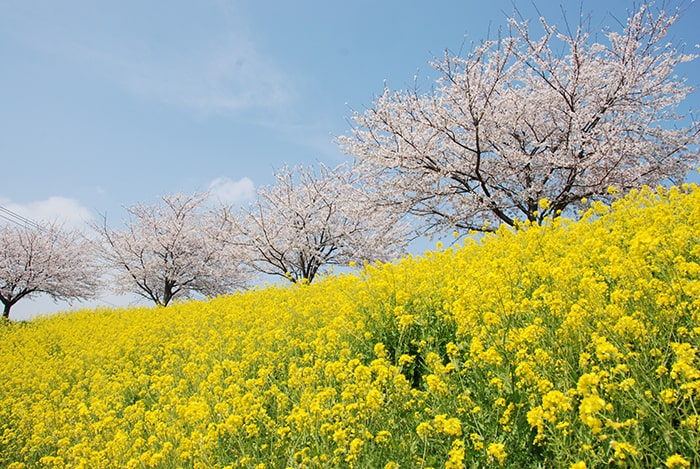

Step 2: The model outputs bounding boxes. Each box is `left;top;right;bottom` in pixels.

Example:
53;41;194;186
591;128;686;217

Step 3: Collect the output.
0;205;41;228
0;205;44;230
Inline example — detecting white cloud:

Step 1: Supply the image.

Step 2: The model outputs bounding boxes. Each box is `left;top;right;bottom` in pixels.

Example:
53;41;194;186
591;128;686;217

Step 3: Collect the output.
207;176;255;204
0;196;93;229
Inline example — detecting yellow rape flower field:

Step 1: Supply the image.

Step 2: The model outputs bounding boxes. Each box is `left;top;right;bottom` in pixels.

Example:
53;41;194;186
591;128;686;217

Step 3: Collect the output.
2;185;700;468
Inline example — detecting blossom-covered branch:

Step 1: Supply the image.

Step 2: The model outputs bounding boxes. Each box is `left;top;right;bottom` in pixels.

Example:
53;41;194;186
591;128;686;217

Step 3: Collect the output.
94;193;251;306
220;163;411;283
0;223;100;318
339;3;699;233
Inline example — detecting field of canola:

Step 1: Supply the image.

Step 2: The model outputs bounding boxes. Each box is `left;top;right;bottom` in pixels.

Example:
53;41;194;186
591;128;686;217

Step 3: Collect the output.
1;185;699;469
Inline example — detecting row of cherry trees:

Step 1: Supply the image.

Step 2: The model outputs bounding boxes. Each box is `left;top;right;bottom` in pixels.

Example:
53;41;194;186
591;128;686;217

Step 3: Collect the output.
92;162;411;309
0;163;411;318
2;2;698;318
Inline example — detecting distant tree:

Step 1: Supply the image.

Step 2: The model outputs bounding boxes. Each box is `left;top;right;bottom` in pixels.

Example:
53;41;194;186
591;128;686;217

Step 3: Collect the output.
339;3;699;233
94;193;250;307
0;223;100;319
220;163;410;284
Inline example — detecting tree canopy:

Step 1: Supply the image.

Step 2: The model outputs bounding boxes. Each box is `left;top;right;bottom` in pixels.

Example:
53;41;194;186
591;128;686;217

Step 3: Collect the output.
0;223;100;318
339;3;699;233
220;163;411;283
94;193;250;306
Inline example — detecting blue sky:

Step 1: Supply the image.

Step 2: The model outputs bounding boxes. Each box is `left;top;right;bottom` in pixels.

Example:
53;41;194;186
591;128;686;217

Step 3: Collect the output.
2;0;699;319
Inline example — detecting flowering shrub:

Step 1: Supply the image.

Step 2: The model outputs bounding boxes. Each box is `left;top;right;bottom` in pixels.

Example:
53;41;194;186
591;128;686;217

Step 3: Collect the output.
1;184;699;468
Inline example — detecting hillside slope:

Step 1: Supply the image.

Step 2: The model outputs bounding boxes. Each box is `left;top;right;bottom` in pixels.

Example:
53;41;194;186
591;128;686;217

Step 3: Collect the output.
1;185;699;468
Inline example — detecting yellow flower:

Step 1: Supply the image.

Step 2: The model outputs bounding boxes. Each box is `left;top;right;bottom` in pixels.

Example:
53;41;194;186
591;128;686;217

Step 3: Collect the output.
579;396;606;434
416;422;433;439
577;373;600;398
398;354;415;367
349;437;364;454
469;433;484;451
245;423;260;438
486;443;508;466
365;388;384;409
443;418;462;436
665;454;691;468
425;374;448;395
618;378;636;392
611;441;638;461
375;430;392;444
373;342;388;359
332;428;348;444
542;390;573;414
445;439;465;469
397;313;417;329
276;426;291;439
593;335;619;361
681;415;698;429
660;388;677;405
527;406;544;428
489;377;504;391
670;343;700;382
446;342;460;358
499;403;515;428
432;414;462;437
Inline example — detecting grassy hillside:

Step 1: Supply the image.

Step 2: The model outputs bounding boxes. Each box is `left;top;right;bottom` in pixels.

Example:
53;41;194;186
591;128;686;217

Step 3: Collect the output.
1;185;699;469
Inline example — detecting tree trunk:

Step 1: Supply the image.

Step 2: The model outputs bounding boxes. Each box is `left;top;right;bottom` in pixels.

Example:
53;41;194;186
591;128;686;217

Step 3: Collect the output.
162;280;174;307
1;291;29;320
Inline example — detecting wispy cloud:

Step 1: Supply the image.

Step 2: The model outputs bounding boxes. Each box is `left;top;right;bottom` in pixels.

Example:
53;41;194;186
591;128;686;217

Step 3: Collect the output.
3;2;297;116
207;176;255;205
0;196;93;229
111;34;297;114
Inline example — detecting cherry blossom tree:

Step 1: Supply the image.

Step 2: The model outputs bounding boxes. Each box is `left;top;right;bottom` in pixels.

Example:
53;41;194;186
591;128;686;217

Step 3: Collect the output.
339;3;699;233
219;163;411;284
94;193;250;306
0;223;100;319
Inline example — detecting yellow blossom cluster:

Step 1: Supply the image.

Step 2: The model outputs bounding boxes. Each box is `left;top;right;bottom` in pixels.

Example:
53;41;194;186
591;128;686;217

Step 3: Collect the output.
1;184;699;468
